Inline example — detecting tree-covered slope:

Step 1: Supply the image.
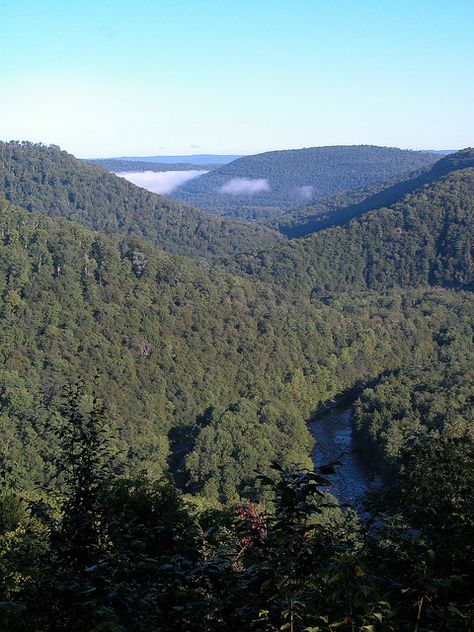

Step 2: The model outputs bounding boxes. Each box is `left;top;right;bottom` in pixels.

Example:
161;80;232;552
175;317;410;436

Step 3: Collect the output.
276;147;474;237
2;197;472;503
1;139;474;507
236;167;474;296
0;141;282;260
354;344;474;473
0;197;306;500
171;145;440;220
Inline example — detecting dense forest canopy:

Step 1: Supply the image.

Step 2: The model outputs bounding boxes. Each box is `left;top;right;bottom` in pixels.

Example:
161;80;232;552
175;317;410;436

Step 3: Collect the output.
276;147;474;237
0;140;473;630
171;145;440;220
232;166;474;296
0;142;473;503
0;141;282;260
4;196;472;503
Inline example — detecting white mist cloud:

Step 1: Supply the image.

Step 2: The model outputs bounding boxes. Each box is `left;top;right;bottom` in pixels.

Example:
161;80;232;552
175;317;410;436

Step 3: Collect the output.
116;170;207;195
298;185;314;200
219;177;270;195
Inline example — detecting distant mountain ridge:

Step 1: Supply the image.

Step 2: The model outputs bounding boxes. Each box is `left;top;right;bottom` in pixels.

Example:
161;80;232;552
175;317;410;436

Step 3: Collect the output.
171;145;441;220
86;158;221;172
2;142;472;298
110;154;242;165
424;149;458;154
276;147;474;237
240;160;474;296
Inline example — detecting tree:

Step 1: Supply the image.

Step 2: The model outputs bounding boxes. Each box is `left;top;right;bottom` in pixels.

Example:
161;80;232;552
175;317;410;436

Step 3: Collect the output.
52;382;113;570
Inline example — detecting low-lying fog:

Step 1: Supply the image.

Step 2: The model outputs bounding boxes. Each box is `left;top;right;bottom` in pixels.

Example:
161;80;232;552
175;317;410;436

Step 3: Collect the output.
115;170;207;195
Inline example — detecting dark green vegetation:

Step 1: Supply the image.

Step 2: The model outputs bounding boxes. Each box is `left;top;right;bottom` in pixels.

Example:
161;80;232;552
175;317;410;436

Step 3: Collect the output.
0;141;473;629
236;165;474;296
171;145;440;220
354;326;474;472
86;158;221;172
2;406;472;631
4;196;470;503
0;196;310;499
0;141;281;260
277;148;474;237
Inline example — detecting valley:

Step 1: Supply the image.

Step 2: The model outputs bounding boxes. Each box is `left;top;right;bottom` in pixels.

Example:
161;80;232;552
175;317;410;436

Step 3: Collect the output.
3;2;473;628
114;169;209;195
169;145;441;220
0;140;473;630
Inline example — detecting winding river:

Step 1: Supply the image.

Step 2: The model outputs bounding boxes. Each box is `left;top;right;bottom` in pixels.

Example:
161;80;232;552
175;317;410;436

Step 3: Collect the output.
309;405;381;508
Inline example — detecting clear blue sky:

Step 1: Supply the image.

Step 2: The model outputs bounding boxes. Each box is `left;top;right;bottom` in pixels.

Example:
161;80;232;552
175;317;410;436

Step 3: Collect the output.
1;0;473;157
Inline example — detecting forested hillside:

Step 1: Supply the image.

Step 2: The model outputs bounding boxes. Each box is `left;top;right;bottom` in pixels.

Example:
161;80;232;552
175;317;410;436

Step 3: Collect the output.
0;141;281;260
172;145;440;220
354;337;474;472
1;141;473;630
0;197;308;501
276;147;474;237
235;167;474;297
2;195;473;505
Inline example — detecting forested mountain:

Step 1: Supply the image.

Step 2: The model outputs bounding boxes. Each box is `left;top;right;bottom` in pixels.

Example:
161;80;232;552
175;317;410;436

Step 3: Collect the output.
276;147;474;237
0;152;473;501
1;140;473;630
0;141;281;260
304;166;474;293
235;166;474;296
0;197;306;500
171;145;440;220
3;197;469;503
86;158;220;172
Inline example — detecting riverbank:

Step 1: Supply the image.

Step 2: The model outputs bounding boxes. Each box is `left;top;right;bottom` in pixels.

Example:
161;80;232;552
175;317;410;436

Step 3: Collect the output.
309;401;381;507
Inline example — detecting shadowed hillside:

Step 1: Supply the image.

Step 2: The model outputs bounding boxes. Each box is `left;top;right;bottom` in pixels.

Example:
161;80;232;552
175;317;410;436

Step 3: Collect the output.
0;141;282;260
276;148;474;237
171;145;440;220
2;196;466;502
234;166;474;295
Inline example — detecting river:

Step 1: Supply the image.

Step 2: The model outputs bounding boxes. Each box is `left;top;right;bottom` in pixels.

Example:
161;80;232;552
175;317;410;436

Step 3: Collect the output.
308;405;381;508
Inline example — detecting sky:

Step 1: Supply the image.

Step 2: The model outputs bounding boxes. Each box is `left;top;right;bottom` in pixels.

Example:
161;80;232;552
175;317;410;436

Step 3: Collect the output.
1;0;473;157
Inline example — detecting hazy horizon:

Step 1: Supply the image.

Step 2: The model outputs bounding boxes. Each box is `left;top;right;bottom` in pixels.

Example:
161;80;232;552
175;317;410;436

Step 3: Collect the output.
2;1;473;157
86;146;458;161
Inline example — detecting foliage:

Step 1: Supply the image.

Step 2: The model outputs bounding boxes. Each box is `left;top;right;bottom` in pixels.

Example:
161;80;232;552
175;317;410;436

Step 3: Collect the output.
0;141;281;260
237;166;474;296
0;139;472;630
52;383;114;570
2;189;472;501
275;148;474;237
353;330;474;470
172;145;439;220
1;410;472;630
